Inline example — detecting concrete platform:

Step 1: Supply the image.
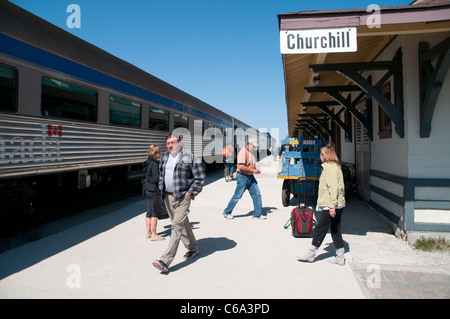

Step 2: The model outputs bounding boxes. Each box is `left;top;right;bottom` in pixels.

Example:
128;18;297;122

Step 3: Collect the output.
1;156;449;299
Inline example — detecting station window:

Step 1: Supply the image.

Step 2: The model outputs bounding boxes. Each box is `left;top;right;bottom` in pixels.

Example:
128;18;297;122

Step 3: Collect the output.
174;113;189;129
41;76;97;122
0;64;18;112
148;106;169;131
110;95;141;127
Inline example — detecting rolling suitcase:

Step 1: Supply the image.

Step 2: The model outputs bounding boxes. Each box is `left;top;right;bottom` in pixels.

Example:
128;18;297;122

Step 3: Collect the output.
291;205;314;237
284;180;316;237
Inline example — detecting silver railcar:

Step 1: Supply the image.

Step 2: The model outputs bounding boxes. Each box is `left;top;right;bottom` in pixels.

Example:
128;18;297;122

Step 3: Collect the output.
0;2;261;221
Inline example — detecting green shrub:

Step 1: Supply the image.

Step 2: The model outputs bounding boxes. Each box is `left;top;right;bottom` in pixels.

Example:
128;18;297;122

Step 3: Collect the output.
414;236;450;252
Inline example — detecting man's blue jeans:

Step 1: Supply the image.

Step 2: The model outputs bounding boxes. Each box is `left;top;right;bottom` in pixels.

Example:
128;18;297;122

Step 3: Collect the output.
224;161;235;175
224;173;262;217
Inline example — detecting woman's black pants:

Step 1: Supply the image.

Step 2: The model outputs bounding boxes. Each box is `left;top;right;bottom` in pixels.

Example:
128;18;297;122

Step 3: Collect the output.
312;208;344;249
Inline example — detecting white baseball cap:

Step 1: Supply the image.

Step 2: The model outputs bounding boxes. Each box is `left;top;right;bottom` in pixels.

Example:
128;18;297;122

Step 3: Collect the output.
248;138;259;146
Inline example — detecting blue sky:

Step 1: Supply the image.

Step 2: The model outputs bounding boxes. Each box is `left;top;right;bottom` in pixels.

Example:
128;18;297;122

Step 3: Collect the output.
10;0;411;143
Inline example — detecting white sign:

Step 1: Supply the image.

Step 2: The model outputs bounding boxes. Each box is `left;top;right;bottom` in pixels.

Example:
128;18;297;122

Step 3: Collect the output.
280;27;357;54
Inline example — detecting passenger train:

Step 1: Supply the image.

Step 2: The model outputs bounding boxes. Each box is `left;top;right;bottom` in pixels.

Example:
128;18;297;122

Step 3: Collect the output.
0;2;272;222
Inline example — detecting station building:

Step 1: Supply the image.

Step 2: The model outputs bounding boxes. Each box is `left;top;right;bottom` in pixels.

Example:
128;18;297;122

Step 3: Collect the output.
278;0;450;234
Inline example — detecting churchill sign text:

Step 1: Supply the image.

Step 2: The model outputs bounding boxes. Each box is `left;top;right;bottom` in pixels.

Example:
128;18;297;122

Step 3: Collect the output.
280;27;357;54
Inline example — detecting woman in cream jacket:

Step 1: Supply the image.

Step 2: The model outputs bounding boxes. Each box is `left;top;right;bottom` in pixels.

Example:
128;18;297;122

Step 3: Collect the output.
297;145;346;265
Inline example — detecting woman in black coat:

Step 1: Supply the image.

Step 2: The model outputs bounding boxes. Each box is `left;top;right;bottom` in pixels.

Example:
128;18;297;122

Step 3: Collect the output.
143;144;165;241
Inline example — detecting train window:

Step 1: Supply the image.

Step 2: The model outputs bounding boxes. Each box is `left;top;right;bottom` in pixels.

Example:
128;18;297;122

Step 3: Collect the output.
204;122;215;131
110;95;141;127
216;125;225;139
0;64;17;112
148;106;169;131
174;113;189;129
41;76;97;122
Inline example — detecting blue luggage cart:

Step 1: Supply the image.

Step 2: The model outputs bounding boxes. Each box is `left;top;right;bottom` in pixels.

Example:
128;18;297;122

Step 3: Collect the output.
277;137;324;207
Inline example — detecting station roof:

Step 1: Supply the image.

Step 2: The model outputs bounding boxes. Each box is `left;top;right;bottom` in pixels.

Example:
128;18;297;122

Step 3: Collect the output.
278;0;450;137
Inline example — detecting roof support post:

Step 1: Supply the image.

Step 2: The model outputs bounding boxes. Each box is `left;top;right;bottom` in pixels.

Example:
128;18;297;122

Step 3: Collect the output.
296;119;330;142
294;125;312;138
304;85;373;140
297;113;334;142
294;125;315;139
301;101;353;142
419;37;450;138
309;49;404;138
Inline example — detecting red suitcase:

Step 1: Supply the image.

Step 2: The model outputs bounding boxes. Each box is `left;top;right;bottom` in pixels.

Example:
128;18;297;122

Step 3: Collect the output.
291;205;315;237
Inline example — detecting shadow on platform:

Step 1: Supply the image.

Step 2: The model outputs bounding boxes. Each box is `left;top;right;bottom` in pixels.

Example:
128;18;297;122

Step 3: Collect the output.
167;237;238;273
287;194;393;236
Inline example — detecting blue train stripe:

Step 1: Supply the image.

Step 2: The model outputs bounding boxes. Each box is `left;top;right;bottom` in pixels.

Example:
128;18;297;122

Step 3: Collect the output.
0;33;231;127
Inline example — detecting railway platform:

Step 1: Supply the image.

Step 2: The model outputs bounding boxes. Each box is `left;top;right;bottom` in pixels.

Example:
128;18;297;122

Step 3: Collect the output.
1;156;450;300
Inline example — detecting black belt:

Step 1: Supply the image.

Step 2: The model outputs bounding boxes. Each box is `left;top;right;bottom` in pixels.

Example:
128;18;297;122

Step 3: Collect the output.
165;192;174;195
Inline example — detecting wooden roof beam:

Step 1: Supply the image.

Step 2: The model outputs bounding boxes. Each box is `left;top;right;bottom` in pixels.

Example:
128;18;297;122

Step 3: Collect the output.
309;49;403;138
419;36;450;138
301;101;353;142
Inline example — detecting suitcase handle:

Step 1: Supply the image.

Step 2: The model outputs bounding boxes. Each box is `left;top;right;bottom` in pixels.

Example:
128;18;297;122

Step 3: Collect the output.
283;216;317;229
297;177;307;208
284;217;292;229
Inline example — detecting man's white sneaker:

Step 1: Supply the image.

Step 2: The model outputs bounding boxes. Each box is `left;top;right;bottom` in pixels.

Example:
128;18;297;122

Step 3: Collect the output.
223;212;234;219
252;215;267;220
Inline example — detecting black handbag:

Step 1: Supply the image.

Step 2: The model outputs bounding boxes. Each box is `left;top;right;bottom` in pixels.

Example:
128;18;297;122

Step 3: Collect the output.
154;191;169;220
